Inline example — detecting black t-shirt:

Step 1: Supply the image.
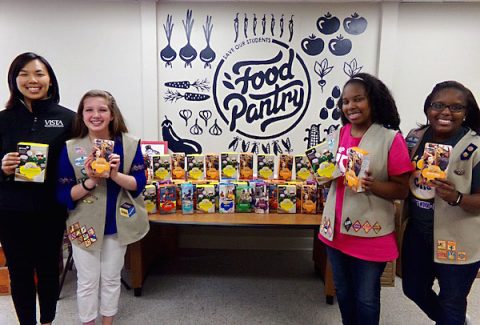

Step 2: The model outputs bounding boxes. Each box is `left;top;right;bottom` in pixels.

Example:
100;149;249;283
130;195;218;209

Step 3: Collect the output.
408;126;480;234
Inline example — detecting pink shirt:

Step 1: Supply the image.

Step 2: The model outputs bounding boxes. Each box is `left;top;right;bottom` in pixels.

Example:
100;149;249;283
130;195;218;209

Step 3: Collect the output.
319;124;413;262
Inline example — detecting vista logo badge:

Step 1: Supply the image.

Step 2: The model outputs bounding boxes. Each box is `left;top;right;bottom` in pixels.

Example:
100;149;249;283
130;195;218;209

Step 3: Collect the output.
44;120;64;127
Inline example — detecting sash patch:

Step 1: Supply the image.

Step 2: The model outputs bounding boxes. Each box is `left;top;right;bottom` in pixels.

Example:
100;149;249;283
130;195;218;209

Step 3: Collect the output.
460;143;477;160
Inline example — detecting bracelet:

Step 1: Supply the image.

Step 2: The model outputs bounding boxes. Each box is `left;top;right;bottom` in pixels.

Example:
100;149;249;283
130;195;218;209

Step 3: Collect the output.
81;178;96;191
448;191;463;206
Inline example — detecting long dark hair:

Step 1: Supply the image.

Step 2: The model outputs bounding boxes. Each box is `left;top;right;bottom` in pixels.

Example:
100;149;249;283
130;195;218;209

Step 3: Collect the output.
6;52;60;109
423;81;480;134
72;90;128;138
338;72;401;130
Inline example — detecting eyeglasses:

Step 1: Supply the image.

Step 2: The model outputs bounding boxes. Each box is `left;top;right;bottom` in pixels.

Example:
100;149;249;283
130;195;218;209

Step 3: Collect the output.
430;102;466;112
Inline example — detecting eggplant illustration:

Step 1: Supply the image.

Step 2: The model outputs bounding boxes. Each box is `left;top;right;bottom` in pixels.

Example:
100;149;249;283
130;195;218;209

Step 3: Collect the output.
162;116;202;154
160;14;177;68
180;10;197;68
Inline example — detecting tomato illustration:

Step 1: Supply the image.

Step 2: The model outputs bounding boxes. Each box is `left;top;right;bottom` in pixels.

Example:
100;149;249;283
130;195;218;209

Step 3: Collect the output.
343;13;368;35
316;12;340;35
301;34;324;56
328;35;352;56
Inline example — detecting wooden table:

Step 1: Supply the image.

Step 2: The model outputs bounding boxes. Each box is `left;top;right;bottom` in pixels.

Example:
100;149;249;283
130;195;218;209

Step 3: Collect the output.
124;212;335;304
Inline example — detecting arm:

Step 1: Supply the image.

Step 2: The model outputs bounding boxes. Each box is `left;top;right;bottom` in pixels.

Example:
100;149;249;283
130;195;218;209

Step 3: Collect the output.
430;179;480;214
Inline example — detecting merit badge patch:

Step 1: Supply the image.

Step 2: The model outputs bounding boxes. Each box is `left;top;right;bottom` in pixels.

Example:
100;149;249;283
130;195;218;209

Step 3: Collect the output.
343;217;352;232
372;222;382;234
120;202;136;218
457;251;467;261
68;223;97;247
437;240;447;250
447;251;456;261
460;143;477;161
447;241;456;251
74;147;87;155
362;221;372;233
352;220;362;232
436;250;447;260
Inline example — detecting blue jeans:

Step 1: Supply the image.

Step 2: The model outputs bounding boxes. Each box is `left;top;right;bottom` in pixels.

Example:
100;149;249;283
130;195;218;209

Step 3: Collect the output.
326;246;386;325
402;220;480;325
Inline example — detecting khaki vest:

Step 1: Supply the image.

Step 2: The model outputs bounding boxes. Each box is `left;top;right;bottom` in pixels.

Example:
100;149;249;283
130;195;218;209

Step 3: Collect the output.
404;127;480;264
320;124;397;240
66;133;149;251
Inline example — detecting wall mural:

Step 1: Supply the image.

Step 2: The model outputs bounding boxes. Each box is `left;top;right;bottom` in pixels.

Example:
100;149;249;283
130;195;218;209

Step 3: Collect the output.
157;3;379;156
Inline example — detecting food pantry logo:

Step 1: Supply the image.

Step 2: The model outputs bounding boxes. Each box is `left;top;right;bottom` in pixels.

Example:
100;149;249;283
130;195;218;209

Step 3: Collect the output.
213;38;311;140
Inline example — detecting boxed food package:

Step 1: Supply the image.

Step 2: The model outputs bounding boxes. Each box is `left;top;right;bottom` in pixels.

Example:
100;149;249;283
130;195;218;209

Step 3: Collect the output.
171;153;186;180
172;180;185;210
277;184;297;213
220;152;239;181
287;181;303;212
196;184;216;213
158;184;177;214
151;154;171;181
181;183;195;214
305;138;336;185
142;184;158;214
268;183;278;212
345;147;370;193
205;154;220;180
278;154;293;181
91;139;114;178
235;184;253;213
420;143;452;182
186;154;205;181
219;183;235;213
257;154;275;180
250;181;268;214
294;155;314;182
239;153;254;180
301;184;318;214
141;141;167;183
15;142;49;183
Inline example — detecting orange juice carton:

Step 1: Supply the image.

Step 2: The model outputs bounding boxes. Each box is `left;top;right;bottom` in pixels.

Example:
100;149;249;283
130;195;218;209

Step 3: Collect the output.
268;182;279;212
205;154;220;180
219;183;235;213
278;154;293;181
294;155;314;182
301;184;318;214
15;142;49;182
142;184;158;214
257;154;275;180
235;184;253;213
158;184;177;214
239;153;254;180
305;138;336;185
277;184;297;213
171;153;186;180
220;152;239;181
151;154;171;181
345;147;370;193
91;139;114;178
186;154;205;181
181;183;195;214
420;143;452;182
249;180;268;214
196;184;216;213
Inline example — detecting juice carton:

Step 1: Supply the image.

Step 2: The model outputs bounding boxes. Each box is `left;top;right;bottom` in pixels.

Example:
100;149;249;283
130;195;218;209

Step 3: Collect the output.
205;154;220;180
219;183;235;213
196;184;216;213
15;142;49;182
151;154;171;181
181;183;195;214
250;181;268;214
278;154;293;181
257;154;275;180
158;184;177;214
305;138;336;185
239;153;254;180
268;183;278;212
420;143;452;182
277;184;297;213
301;184;318;214
235;185;253;213
171;153;186;180
345;147;370;193
142;184;158;214
91;139;114;178
186;154;205;181
294;155;314;182
220;152;239;181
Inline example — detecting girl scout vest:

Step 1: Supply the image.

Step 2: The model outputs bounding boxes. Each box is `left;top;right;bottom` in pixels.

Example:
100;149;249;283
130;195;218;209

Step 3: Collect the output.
320;123;397;241
405;127;480;264
66;133;149;251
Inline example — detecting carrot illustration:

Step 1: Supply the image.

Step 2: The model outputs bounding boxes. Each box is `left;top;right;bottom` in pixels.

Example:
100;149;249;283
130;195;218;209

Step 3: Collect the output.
164;79;210;92
164;89;210;102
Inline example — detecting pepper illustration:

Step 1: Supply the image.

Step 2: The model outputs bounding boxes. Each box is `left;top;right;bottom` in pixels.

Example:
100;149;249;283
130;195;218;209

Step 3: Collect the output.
161;116;202;154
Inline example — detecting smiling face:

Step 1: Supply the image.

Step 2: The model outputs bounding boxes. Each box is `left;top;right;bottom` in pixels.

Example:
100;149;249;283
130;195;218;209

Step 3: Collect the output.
82;96;113;139
341;82;372;134
427;88;467;142
16;59;51;109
